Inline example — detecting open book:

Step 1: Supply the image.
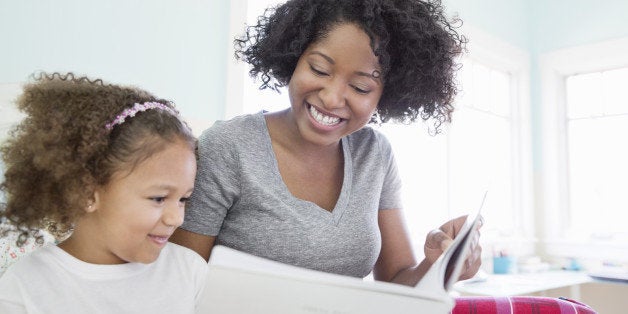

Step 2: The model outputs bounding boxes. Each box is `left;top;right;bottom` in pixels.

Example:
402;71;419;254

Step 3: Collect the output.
197;192;486;314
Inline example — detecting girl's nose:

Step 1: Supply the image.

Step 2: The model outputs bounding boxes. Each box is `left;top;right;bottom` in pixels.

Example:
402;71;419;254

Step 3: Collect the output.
162;203;184;227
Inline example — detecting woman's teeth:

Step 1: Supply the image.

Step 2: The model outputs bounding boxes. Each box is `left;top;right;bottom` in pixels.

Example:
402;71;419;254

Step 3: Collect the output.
309;105;341;126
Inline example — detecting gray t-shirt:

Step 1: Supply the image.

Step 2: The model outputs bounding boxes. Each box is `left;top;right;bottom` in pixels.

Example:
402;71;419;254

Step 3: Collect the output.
182;112;402;278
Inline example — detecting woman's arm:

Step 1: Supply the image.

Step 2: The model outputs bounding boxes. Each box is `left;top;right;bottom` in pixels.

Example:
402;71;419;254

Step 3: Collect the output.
170;228;216;262
373;208;429;285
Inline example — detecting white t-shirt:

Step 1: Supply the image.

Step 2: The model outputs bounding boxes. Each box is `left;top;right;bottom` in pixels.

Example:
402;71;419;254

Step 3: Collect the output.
0;242;207;314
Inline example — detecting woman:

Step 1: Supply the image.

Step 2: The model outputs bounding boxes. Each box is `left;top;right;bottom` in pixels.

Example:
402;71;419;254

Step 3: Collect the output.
171;0;481;285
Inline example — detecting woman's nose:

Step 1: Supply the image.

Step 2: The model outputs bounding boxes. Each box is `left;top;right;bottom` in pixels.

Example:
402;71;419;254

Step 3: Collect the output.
319;78;347;109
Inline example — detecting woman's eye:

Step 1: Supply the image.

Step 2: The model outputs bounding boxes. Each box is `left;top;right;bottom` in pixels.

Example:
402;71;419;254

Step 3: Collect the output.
310;65;328;76
352;85;371;95
150;197;166;204
179;197;190;204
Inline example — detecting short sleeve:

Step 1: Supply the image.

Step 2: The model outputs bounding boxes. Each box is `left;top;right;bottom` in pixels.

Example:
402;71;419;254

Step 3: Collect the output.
180;122;241;236
375;132;403;210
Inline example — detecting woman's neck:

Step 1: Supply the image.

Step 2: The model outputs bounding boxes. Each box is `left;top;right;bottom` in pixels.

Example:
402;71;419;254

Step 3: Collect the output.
264;109;342;159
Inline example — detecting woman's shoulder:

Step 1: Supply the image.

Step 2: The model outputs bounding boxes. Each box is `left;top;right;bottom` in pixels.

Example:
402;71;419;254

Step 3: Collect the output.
196;112;265;148
200;112;264;138
351;125;387;137
347;126;392;151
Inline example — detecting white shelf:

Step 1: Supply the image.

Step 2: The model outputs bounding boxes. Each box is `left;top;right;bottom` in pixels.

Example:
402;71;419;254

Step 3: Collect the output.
454;271;592;297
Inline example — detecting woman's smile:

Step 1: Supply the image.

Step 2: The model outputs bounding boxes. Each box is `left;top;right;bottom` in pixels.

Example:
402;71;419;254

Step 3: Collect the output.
308;104;343;128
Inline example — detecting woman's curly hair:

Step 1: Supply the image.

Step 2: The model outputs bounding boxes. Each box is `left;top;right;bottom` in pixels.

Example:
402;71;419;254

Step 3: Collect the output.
235;0;466;131
0;72;196;245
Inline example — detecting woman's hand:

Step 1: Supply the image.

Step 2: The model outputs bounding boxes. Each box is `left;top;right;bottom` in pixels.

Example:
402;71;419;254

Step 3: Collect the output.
423;215;483;281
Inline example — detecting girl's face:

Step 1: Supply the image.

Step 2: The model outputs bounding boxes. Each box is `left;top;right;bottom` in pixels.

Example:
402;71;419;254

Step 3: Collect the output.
287;22;383;147
83;138;196;264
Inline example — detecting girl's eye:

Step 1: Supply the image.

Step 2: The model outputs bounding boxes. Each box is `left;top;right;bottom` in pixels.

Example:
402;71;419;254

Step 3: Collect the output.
310;65;328;76
179;197;190;204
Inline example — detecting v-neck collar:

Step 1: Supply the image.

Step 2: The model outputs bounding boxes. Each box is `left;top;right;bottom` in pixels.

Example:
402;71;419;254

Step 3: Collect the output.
259;112;352;225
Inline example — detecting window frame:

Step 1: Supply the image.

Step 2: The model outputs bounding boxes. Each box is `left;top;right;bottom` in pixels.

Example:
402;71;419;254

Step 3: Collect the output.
225;0;290;120
225;0;248;119
540;37;628;262
448;25;534;256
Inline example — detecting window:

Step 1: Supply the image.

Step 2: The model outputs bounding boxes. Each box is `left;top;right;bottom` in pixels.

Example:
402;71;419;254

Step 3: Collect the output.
374;30;533;257
565;68;628;237
540;38;628;262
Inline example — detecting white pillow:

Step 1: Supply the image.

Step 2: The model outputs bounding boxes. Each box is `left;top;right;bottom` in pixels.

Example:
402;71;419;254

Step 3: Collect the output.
0;224;54;277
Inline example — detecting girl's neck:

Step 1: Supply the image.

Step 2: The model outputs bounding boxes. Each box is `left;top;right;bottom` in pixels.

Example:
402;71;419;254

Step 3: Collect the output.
57;220;127;265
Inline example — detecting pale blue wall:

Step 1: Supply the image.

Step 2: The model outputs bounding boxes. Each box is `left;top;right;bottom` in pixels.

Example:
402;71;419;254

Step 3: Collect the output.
0;0;230;126
446;0;628;57
3;0;628;169
445;0;531;50
530;0;628;54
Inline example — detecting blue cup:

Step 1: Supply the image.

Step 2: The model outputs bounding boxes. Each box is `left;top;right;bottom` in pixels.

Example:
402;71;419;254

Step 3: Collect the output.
493;256;516;274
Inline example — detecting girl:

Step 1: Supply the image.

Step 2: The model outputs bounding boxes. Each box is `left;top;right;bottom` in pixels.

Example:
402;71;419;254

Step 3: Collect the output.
0;73;206;313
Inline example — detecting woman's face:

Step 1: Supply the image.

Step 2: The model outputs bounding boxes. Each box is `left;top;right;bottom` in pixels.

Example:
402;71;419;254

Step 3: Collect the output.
287;22;383;147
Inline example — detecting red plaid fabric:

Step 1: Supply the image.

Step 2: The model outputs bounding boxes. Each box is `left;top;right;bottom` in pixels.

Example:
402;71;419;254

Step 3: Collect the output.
452;296;597;314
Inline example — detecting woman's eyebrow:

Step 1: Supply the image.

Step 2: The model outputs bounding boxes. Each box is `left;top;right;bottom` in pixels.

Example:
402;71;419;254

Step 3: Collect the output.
308;50;382;83
308;51;335;64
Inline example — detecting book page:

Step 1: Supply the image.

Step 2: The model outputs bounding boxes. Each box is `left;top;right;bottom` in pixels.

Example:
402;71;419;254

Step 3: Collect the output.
443;209;482;290
202;246;454;314
207;245;447;300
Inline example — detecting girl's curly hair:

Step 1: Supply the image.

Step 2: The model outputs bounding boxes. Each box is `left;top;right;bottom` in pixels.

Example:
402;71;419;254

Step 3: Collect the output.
235;0;466;131
0;72;196;245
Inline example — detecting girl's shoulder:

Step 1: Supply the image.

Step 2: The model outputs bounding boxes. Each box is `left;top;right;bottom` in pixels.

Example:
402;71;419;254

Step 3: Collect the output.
0;225;57;275
0;244;57;279
159;243;208;290
163;242;207;267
